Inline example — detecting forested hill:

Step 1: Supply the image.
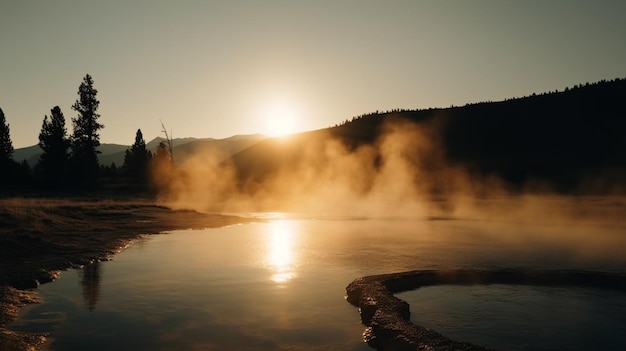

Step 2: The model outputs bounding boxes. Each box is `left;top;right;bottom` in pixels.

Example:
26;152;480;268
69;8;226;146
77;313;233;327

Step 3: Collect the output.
231;78;626;194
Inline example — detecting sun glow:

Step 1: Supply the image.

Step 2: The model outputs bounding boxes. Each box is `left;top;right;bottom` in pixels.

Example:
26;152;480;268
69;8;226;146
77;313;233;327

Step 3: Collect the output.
262;100;299;137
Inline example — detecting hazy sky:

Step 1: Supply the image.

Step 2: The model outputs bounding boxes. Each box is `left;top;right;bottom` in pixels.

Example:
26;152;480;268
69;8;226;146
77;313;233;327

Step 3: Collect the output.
2;0;625;148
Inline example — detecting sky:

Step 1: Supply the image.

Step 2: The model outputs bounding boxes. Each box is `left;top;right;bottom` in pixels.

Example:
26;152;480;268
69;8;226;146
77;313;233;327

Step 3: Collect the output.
2;0;626;148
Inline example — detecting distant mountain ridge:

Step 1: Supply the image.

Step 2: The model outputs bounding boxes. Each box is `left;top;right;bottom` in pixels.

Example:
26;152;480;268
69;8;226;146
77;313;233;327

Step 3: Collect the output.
14;134;267;168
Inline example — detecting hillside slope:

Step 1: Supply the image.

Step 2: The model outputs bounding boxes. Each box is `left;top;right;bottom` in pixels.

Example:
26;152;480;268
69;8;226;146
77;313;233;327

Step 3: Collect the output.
229;78;626;195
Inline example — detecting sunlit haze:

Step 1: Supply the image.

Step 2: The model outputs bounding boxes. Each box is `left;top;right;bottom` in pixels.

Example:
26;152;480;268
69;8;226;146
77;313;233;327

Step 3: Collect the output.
2;1;626;147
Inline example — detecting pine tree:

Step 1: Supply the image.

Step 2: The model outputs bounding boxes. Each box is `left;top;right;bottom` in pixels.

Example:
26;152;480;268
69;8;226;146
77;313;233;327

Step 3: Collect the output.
37;106;70;186
0;107;14;164
153;141;171;165
150;141;174;190
123;129;151;182
70;74;103;184
0;107;19;186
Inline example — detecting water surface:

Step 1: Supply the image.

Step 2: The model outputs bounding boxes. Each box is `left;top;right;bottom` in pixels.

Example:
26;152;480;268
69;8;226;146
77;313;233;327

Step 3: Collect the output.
398;284;626;351
11;214;626;350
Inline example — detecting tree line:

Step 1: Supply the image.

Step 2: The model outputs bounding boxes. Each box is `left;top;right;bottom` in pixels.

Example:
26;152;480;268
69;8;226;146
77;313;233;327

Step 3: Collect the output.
325;77;626;193
0;74;172;194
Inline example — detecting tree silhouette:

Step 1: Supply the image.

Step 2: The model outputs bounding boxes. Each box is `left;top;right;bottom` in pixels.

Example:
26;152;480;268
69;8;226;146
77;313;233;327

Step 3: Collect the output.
37;106;70;186
150;141;175;191
0;107;14;165
153;141;172;170
123;129;151;182
0;107;18;187
70;74;103;184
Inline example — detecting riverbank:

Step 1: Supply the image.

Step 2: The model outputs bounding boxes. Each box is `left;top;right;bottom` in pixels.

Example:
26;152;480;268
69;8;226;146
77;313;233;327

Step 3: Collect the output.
0;198;258;351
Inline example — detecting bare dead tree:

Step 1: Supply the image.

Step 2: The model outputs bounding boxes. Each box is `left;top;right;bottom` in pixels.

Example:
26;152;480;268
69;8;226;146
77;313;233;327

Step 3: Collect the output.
160;120;174;164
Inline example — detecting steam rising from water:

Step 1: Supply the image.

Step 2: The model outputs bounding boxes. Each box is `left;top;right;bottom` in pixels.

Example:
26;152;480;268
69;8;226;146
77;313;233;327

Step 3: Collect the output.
153;119;434;215
151;118;626;226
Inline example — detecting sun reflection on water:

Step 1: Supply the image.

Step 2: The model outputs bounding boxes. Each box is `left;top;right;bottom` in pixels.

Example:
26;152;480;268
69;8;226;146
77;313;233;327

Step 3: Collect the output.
266;220;297;283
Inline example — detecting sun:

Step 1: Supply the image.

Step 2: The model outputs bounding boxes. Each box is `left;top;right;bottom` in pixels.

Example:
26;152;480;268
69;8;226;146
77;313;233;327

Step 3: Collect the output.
263;102;298;137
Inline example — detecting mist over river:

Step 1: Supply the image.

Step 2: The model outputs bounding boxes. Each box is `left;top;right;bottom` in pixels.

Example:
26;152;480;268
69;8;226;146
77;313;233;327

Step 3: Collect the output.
10;199;626;350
